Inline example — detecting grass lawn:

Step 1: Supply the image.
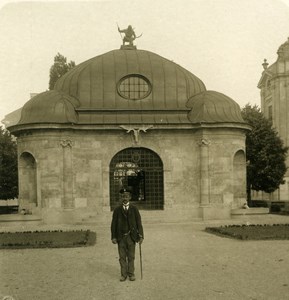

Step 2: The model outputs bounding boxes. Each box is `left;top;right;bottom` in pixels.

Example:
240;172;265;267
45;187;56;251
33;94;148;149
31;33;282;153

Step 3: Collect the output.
205;224;289;240
0;230;96;249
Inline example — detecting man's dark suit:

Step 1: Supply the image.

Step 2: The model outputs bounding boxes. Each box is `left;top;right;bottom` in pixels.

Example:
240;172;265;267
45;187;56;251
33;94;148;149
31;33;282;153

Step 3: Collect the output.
111;204;144;279
111;204;144;242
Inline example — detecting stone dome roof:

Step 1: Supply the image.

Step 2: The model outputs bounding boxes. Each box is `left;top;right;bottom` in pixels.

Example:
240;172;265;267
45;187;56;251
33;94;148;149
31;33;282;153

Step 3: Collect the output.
186;91;244;123
8;48;247;130
53;49;206;111
18;90;79;125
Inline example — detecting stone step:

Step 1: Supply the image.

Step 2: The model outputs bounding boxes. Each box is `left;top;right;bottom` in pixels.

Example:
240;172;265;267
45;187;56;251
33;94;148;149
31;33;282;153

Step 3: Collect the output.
77;210;203;225
231;207;269;216
0;214;43;226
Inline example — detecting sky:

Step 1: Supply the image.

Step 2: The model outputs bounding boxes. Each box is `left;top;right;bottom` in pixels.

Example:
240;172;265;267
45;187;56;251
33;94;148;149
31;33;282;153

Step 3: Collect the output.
0;0;289;125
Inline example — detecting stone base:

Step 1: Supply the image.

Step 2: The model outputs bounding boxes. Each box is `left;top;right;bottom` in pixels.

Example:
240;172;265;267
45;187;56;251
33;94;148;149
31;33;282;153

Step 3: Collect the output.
0;214;43;226
201;206;231;220
2;206;268;226
284;203;289;212
42;208;82;225
120;45;136;50
231;207;269;217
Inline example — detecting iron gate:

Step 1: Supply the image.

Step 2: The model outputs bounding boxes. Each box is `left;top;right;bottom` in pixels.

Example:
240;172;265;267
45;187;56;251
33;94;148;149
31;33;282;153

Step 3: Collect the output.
109;147;164;210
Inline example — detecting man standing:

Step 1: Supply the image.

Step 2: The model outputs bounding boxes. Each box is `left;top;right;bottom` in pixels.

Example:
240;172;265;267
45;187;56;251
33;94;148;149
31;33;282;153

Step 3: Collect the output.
111;188;144;281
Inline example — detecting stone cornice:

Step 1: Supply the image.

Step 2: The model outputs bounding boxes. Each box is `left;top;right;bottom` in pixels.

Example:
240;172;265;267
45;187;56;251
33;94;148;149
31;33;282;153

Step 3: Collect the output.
76;108;190;113
8;122;251;136
258;72;289;89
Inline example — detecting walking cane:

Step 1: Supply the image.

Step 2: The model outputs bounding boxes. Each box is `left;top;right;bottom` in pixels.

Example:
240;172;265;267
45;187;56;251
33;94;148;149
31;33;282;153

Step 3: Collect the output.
139;242;143;279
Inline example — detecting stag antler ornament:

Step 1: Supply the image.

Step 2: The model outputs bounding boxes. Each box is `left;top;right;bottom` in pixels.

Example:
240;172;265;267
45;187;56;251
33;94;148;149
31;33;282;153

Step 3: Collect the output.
120;125;153;144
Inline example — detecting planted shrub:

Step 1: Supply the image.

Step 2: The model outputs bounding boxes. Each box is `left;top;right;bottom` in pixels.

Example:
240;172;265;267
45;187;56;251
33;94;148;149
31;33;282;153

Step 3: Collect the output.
205;224;289;240
0;230;96;249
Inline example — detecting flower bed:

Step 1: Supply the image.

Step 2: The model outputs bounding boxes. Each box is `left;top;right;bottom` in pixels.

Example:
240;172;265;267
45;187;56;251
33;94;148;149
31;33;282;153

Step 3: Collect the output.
0;230;96;249
205;224;289;240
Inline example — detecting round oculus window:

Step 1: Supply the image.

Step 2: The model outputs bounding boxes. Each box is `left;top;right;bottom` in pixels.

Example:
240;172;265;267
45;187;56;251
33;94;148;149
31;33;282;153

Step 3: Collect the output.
117;75;151;100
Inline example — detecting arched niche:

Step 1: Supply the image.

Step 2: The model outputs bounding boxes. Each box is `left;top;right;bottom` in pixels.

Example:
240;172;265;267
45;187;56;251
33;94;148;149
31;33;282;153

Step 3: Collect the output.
233;150;246;207
19;152;38;207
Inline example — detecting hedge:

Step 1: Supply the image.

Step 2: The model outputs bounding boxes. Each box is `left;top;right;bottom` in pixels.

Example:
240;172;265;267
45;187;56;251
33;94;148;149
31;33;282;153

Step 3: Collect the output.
0;230;96;249
205;224;289;240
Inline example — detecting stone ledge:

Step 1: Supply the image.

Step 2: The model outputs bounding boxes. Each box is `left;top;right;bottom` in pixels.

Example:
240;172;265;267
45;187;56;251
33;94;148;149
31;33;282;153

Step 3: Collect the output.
231;208;269;216
0;214;42;222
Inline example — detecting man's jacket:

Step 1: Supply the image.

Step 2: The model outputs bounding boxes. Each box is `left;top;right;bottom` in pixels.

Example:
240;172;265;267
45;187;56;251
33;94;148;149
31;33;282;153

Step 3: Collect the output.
111;204;144;242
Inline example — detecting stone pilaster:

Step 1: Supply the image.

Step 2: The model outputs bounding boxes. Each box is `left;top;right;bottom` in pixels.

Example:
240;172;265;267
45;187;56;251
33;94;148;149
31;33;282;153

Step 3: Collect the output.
198;138;211;206
60;139;74;209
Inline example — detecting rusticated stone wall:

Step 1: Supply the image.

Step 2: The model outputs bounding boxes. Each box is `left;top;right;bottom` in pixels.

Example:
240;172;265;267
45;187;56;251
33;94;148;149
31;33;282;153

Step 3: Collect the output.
16;127;246;223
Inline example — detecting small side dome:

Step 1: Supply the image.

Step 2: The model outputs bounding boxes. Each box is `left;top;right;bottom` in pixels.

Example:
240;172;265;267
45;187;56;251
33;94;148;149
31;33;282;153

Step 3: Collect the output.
277;37;289;60
186;91;244;123
18;90;79;125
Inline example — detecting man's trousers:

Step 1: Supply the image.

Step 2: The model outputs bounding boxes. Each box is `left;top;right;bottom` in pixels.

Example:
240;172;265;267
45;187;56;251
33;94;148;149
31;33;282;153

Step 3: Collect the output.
118;234;136;278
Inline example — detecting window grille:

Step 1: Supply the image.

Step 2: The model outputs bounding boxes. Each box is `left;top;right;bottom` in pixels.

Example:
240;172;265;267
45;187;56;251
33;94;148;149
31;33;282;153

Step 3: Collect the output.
117;75;151;100
109;147;164;210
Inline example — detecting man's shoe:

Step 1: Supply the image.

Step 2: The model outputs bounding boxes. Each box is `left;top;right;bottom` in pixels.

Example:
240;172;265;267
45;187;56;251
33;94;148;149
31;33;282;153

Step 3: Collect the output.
120;276;127;282
129;275;136;281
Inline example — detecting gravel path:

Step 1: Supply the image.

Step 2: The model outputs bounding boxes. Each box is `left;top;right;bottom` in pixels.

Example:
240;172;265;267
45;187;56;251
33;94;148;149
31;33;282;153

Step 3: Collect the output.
1;215;289;300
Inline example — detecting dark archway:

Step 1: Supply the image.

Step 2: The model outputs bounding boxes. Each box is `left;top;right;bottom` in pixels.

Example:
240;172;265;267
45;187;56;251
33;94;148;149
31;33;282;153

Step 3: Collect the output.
110;147;164;211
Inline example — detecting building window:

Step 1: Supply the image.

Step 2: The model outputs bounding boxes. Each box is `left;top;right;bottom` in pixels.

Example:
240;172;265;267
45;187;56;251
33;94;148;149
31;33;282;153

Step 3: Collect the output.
117;74;151;100
109;147;164;210
268;105;273;122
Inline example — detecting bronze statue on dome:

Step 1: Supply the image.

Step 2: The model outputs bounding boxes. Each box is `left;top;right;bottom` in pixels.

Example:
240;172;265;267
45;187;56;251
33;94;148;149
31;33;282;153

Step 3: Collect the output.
117;24;142;49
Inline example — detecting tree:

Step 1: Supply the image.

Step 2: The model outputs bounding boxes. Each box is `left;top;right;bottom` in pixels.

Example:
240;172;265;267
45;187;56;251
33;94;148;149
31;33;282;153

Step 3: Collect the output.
48;53;75;90
0;126;18;199
241;104;288;204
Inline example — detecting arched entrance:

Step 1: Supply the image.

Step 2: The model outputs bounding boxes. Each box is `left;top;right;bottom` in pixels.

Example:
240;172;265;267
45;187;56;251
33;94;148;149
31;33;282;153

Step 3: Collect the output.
19;152;38;207
110;147;164;210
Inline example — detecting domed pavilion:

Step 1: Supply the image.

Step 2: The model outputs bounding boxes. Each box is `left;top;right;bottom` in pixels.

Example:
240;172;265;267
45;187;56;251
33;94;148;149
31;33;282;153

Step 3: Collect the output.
7;37;250;224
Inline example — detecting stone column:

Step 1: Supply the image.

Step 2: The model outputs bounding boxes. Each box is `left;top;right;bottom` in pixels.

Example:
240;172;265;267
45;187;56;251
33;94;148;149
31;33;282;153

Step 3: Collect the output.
199;138;210;205
60;139;74;209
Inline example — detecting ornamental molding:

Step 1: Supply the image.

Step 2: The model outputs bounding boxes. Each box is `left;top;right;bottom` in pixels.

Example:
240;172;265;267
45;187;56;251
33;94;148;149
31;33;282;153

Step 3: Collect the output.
60;139;74;148
198;138;211;147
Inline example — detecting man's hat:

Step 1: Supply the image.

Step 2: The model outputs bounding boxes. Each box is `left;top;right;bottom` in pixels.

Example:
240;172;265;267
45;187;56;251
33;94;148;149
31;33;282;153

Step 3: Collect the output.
119;188;131;194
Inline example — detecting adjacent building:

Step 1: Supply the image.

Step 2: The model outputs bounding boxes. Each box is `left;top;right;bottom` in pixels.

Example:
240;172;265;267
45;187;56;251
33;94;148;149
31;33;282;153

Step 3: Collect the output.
258;37;289;202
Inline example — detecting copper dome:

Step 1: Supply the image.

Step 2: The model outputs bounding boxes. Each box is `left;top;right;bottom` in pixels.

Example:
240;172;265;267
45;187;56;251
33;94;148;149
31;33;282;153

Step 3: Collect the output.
9;49;247;130
54;49;206;110
18;90;79;125
186;91;244;123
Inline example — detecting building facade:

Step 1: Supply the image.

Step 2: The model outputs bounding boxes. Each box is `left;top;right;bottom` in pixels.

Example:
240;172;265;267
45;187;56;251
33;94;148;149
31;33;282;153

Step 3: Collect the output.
7;45;250;224
258;37;289;202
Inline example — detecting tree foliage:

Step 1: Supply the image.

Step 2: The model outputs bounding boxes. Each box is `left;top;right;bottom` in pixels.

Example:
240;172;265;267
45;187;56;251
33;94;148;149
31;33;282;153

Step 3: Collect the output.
241;104;288;198
49;53;75;90
0;126;18;199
